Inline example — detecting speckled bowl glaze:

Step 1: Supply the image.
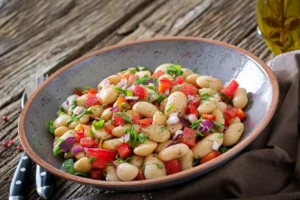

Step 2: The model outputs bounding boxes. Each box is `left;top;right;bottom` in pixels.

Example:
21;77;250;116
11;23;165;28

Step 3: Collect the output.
19;37;279;191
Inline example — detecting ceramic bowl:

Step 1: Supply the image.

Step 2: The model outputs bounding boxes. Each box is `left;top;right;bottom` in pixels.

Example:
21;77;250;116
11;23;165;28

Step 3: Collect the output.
19;37;279;191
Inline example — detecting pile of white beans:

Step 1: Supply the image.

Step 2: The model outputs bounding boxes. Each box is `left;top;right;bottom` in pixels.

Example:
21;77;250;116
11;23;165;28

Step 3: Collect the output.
51;63;248;181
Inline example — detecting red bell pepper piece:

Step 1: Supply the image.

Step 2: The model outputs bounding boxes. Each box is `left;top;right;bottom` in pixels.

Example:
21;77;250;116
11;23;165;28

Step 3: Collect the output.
132;85;147;100
116;143;132;158
80;137;95;148
202;114;216;121
75;131;84;143
222;79;239;98
136;169;145;180
180;127;196;148
200;151;221;164
175;76;184;84
223;107;238;119
179;84;197;96
165;160;182;175
85;94;100;107
139;118;153;128
236;108;246;121
74;88;83;96
112;115;125;126
86;148;117;168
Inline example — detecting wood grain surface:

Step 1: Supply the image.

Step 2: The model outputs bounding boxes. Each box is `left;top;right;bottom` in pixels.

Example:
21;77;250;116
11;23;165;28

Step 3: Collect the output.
0;0;272;199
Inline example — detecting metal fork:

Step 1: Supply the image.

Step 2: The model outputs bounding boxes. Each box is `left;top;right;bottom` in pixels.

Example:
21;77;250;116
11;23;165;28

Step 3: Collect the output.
9;75;54;200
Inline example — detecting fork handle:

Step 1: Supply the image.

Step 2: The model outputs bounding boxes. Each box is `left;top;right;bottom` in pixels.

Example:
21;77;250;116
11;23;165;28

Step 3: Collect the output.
9;152;32;200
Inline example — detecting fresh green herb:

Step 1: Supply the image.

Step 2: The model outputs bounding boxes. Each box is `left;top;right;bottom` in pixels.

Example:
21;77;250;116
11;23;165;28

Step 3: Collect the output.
152;78;158;86
93;119;104;130
210;128;218;133
99;139;104;148
116;112;133;124
126;90;133;96
88;156;96;163
53;146;61;156
220;146;229;153
115;87;127;95
115;155;133;164
166;103;174;112
60;106;66;114
105;162;113;166
200;92;210;101
45;120;55;134
135;75;150;85
157;94;166;104
166;65;183;77
195;131;204;137
220;93;233;104
61;159;75;174
193;158;200;167
66;109;93;125
126;125;138;148
154;163;163;169
53;138;64;156
138;133;148;143
214;122;225;129
103;169;107;176
88;129;95;138
142;164;145;173
136;66;148;71
158;126;166;133
218;133;224;138
69;97;77;113
129;68;137;74
75;172;88;177
190;119;202;129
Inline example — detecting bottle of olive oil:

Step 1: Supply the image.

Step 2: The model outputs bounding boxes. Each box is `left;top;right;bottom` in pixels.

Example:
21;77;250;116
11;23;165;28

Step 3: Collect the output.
256;0;300;55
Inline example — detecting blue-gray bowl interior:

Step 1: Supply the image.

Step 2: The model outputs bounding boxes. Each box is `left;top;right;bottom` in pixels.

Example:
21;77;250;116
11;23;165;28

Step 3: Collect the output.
24;39;272;174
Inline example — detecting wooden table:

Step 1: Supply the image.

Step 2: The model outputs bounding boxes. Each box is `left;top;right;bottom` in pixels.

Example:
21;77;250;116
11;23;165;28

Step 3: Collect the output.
0;0;272;199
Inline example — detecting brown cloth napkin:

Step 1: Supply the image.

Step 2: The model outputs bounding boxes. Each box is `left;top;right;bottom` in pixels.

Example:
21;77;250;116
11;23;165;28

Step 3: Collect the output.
75;52;300;200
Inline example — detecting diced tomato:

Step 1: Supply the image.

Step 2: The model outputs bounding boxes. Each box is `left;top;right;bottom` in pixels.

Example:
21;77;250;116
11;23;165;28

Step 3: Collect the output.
85;94;100;107
165;160;182;175
225;117;230;128
132;85;147;100
129;74;139;84
223;107;238;119
74;88;83;96
191;97;200;107
136;169;145;180
186;105;199;118
139;118;153;128
179;84;197;96
112;114;125;126
104;123;114;135
82;125;91;137
158;78;172;93
200;151;221;164
88;88;97;95
222;79;239;98
89;168;104;180
86;148;117;168
116;143;132;158
151;70;164;78
75;131;84;143
175;76;184;84
180;127;196;148
116;97;127;107
237;108;246;121
202;114;216;121
132;113;142;125
80;137;95;148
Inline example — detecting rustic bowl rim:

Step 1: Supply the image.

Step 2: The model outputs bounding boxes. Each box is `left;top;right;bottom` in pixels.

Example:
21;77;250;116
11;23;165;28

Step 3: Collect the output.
19;36;279;189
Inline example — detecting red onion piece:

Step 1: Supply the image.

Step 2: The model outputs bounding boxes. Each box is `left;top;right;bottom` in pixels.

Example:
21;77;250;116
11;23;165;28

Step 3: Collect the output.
117;79;127;87
73;106;85;115
102;79;110;87
147;79;154;84
167;140;179;147
112;160;119;168
110;106;119;112
178;116;191;127
167;130;183;147
198;120;214;133
59;137;75;152
72;146;83;155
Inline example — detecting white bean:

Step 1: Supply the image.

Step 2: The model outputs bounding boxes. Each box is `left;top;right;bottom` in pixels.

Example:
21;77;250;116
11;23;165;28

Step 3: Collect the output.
136;70;151;77
158;74;173;81
233;88;248;109
196;76;223;91
129;155;145;168
88;105;104;118
75;152;86;160
185;74;200;85
112;124;131;137
74;157;92;173
167;123;183;134
181;68;194;79
212;109;225;132
197;101;217;114
53;114;71;128
79;115;89;124
192;133;224;158
54;126;69;137
144;154;167;179
159;98;168;112
101;107;113;121
132;102;157;118
102;139;122;151
134;140;158;156
142;124;170;143
76;94;87;107
116;163;139;181
106;166;120;182
180;149;193;171
159;143;189;161
223;123;244;146
229;116;241;125
98;85;119;105
155;140;172;153
153;111;167;126
198;88;215;96
92;125;113;140
98;75;121;89
154;63;173;73
165;91;188;117
68;121;78;129
217;102;227;112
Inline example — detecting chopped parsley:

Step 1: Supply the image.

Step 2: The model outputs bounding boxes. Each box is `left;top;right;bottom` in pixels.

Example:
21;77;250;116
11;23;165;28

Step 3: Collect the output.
45;120;55;134
125;125;147;148
115;155;132;164
118;102;130;111
218;133;224;138
115;87;127;95
92;119;104;130
138;133;148;143
61;159;75;174
116;112;133;124
190;118;202;129
166;103;174;112
220;146;229;153
69;97;77;113
129;68;137;74
60;106;66;114
158;126;166;133
88;156;96;163
156;94;166;104
66;109;93;125
166;65;183;77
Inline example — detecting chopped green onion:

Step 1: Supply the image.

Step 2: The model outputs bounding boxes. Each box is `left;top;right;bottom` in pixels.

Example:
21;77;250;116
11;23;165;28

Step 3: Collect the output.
88;129;95;138
166;103;174;112
210;128;218;133
93;119;104;130
190;118;202;129
88;156;96;163
195;131;204;136
45;120;55;134
154;163;163;169
115;87;127;95
166;65;183;77
136;66;148;71
214;122;225;129
218;133;224;138
126;90;133;96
